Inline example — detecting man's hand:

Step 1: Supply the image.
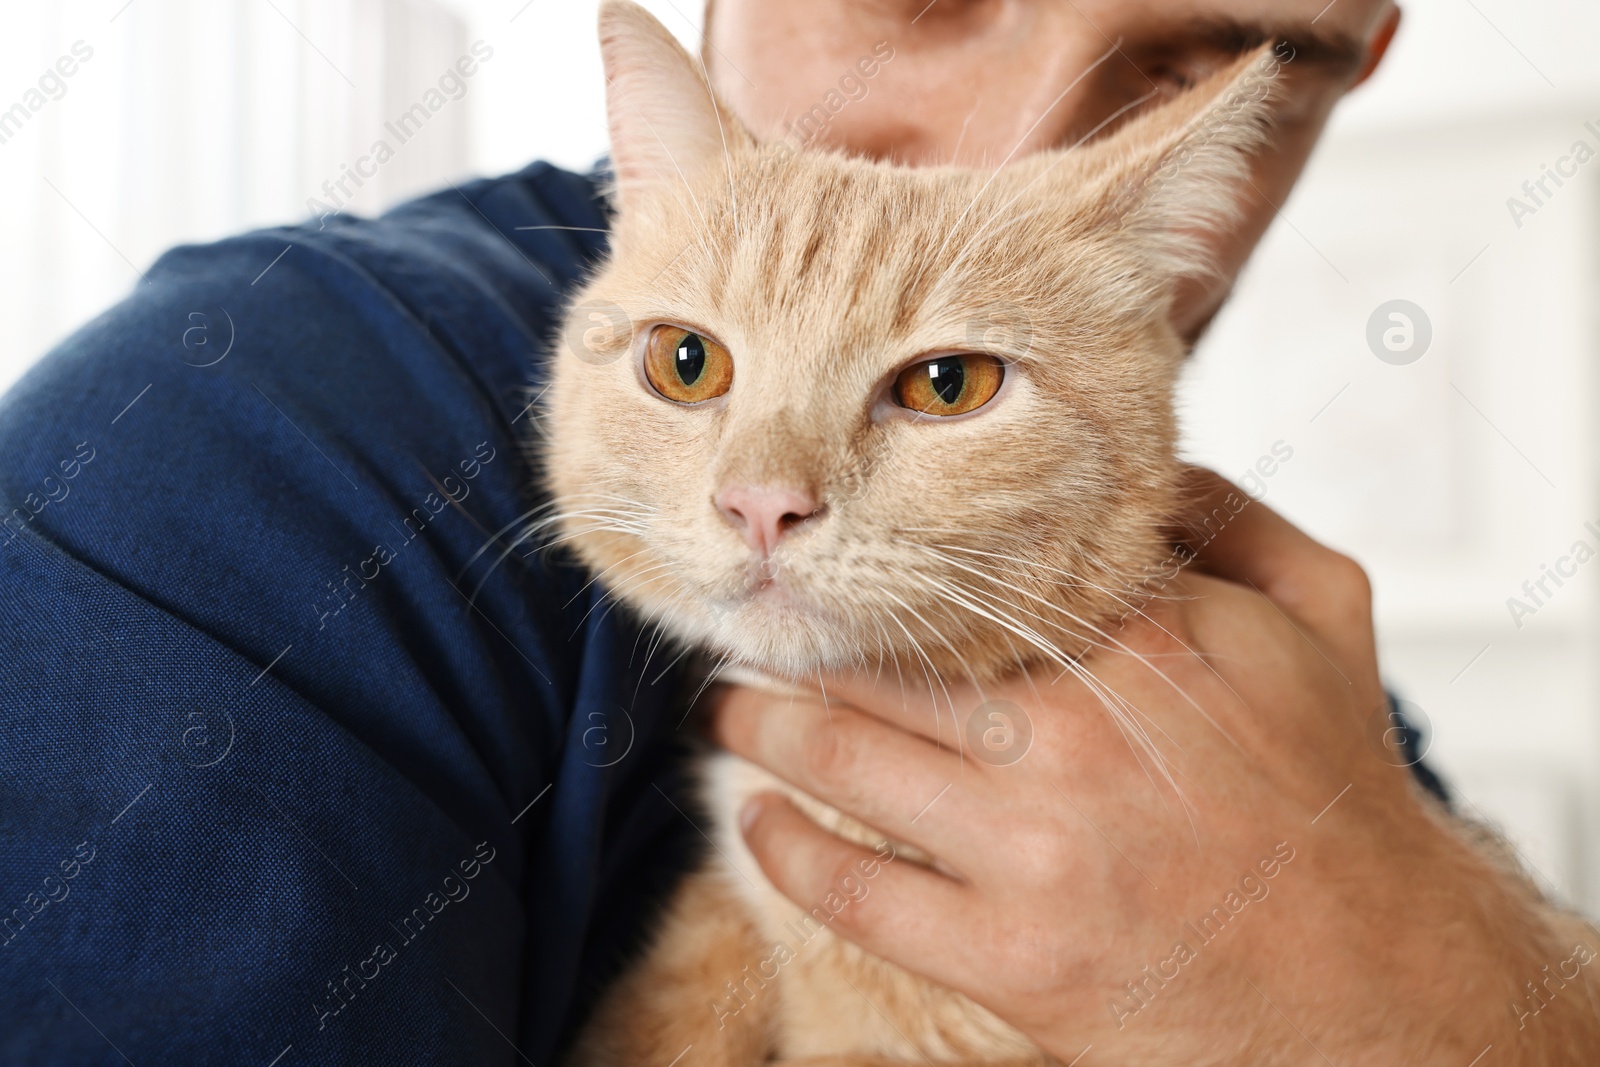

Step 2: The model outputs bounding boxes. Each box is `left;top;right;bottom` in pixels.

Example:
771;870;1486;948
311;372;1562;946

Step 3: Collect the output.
709;470;1600;1064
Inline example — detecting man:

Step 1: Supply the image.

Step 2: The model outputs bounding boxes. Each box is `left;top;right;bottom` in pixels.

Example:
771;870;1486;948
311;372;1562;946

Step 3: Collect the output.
0;3;1591;1067
701;4;1599;1063
704;4;1600;1062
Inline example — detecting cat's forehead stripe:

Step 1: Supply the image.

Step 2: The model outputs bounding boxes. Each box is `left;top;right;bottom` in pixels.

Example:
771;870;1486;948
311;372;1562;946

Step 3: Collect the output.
727;162;976;345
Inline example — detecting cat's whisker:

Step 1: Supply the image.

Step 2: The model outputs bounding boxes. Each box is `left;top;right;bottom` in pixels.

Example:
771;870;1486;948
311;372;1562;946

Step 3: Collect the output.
583;566;694;638
645;634;695;689
909;539;1110;625
919;545;1197;688
918;539;1181;629
634;607;678;680
570;549;670;610
919;574;1189;804
467;510;596;605
872;586;965;757
865;615;897;693
908;575;1112;764
857;620;922;747
885;585;994;723
684;648;740;730
457;501;568;582
916;552;1119;656
583;557;683;609
1044;652;1193;823
541;516;654;538
560;490;661;508
692;53;740;243
491;507;651;572
919;572;1080;673
1064;545;1258;752
1009;638;1048;713
626;602;665;667
929;545;1187;643
536;512;655;547
921;541;1244;755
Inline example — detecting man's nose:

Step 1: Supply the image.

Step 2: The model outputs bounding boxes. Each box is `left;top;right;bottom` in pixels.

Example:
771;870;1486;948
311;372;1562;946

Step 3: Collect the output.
714;483;824;557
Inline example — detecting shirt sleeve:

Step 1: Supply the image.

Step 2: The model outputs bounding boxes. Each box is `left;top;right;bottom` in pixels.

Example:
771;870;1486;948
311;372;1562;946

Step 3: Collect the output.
0;162;698;1066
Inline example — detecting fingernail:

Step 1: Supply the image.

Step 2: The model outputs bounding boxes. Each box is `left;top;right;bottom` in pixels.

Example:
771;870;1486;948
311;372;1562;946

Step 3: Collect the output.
740;795;765;834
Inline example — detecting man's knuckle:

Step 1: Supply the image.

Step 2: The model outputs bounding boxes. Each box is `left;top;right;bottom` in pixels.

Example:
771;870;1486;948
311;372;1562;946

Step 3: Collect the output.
1316;550;1372;611
1009;821;1073;882
815;855;879;933
798;720;857;788
1337;554;1373;599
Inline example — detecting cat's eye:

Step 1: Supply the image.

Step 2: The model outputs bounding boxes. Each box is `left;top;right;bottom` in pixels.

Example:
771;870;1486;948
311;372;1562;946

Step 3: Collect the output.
893;354;1004;417
643;325;733;404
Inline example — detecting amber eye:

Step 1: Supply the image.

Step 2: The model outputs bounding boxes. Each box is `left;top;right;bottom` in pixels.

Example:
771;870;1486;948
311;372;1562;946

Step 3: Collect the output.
893;354;1004;417
643;325;733;404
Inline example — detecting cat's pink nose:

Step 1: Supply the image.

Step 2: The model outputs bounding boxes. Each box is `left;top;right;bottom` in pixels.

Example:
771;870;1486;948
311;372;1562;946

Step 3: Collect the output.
715;484;822;557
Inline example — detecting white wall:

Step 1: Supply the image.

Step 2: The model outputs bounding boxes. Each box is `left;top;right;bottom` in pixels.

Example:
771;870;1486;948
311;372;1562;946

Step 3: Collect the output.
0;0;703;393
0;0;1594;911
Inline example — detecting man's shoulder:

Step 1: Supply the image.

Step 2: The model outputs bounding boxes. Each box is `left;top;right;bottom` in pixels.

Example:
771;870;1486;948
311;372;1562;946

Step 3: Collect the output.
1;159;610;456
151;160;610;366
0;161;614;769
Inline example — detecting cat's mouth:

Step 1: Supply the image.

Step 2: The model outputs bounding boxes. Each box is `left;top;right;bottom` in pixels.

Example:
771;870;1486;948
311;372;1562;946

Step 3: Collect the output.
709;555;843;636
738;558;801;607
702;563;860;674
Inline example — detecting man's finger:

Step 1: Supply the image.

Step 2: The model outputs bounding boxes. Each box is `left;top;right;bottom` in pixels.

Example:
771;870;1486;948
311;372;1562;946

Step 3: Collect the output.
709;684;993;863
738;792;979;987
810;666;982;748
1171;467;1373;639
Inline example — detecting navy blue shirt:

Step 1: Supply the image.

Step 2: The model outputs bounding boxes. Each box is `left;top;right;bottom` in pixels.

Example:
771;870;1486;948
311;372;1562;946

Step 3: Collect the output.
0;163;697;1065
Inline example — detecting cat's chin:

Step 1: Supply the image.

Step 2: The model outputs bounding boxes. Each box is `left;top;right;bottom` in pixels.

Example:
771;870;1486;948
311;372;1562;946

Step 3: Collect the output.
695;591;866;679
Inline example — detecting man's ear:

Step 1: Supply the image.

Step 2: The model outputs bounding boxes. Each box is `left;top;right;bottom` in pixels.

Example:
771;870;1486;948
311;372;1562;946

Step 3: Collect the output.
1069;46;1282;284
598;0;743;211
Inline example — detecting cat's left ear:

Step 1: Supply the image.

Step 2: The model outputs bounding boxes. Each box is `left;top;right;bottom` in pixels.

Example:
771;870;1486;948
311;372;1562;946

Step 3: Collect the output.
598;0;746;211
1066;45;1284;283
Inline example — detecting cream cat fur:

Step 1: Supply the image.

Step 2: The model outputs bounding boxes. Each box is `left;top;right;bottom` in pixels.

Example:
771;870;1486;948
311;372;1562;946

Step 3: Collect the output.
546;3;1281;1063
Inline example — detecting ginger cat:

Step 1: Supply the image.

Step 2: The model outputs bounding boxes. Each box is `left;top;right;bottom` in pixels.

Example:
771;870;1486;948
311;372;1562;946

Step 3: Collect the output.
545;3;1281;1063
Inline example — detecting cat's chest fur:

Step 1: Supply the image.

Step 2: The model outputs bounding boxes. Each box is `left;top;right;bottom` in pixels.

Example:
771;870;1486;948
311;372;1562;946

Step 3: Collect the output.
700;672;1039;1062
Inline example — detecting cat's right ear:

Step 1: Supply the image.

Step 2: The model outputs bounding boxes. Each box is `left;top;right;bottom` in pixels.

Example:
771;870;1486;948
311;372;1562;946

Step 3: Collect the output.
1064;45;1284;286
598;0;742;211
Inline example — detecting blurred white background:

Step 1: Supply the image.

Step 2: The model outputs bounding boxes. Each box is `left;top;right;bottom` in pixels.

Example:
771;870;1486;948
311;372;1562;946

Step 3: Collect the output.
0;1;1595;914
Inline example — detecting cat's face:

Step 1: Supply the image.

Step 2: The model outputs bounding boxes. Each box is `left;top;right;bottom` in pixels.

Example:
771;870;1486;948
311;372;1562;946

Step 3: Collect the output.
543;1;1275;683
